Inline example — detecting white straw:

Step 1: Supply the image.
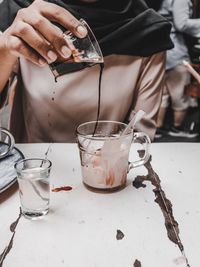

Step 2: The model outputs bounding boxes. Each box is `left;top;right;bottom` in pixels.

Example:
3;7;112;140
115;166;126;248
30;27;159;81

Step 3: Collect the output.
121;110;146;136
183;60;200;84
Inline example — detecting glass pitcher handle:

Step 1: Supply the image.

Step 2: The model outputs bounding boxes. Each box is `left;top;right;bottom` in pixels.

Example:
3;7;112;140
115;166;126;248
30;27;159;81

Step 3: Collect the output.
128;132;151;171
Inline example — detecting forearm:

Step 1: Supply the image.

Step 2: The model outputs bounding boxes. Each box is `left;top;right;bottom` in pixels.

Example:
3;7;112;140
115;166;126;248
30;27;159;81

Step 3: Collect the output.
174;17;200;38
173;0;200;38
0;34;17;94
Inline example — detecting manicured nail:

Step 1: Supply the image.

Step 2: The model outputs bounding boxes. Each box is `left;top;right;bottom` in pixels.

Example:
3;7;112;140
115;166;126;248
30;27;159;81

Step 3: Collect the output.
47;50;57;62
38;58;47;66
61;46;71;58
76;25;87;37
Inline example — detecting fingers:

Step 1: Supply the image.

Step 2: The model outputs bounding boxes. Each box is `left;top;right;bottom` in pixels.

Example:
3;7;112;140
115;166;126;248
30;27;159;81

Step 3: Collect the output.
20;13;72;59
6;35;46;67
11;20;58;64
38;1;88;38
4;0;89;66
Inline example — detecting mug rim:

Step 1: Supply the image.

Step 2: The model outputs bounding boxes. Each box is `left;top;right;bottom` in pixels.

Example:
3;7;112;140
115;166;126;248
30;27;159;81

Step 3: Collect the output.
76;120;133;140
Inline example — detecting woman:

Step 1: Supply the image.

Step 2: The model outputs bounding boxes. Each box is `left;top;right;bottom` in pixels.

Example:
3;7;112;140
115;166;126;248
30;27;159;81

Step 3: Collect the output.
0;0;173;142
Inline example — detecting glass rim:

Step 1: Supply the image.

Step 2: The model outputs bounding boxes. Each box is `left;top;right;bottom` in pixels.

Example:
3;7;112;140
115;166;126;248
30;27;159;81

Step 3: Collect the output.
79;18;103;62
14;158;52;173
76;120;133;140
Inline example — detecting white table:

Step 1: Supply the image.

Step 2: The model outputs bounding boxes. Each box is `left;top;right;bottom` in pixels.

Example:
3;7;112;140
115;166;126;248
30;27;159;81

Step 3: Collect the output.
0;143;200;267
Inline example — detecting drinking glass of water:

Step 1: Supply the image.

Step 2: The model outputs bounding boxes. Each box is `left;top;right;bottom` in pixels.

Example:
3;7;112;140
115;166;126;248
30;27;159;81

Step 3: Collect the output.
15;158;52;220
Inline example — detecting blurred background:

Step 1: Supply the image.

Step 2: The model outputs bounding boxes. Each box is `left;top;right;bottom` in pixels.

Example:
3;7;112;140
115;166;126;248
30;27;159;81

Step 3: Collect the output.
145;0;200;142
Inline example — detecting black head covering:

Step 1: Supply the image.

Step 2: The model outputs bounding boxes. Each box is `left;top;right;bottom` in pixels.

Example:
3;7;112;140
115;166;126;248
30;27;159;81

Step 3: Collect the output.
144;0;164;11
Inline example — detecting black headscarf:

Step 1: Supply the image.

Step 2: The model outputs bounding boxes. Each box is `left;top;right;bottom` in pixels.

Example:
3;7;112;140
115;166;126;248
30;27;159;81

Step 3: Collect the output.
0;0;173;57
144;0;164;11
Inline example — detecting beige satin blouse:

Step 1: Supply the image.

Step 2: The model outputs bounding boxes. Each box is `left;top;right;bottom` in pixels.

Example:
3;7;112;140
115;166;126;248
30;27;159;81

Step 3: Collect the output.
9;52;165;143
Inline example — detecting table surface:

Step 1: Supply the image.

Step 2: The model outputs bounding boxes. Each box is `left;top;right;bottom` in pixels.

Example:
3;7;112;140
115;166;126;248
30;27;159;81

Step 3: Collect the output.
0;143;200;267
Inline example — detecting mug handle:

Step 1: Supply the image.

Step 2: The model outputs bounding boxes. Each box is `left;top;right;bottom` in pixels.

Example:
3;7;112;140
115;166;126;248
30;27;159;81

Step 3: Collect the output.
128;132;151;171
0;128;15;159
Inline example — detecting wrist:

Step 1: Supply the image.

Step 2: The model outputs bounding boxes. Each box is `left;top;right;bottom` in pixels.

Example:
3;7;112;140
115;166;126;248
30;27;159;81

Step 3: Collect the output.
0;33;18;94
0;33;17;64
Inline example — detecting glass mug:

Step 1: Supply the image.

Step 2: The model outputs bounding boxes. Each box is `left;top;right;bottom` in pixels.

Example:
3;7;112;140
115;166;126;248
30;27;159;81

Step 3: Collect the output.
76;121;151;192
0;128;15;159
50;19;104;78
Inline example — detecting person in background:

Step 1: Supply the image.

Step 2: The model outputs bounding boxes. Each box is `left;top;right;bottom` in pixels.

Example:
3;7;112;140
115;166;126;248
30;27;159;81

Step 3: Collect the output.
156;0;199;138
0;0;173;143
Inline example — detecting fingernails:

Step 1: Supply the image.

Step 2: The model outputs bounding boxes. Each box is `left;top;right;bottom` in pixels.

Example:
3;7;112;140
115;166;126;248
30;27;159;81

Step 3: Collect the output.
38;58;47;66
47;50;57;62
61;46;71;58
76;25;87;37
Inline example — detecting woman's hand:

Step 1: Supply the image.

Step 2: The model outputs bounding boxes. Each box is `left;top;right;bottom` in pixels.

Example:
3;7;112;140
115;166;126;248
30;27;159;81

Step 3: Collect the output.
1;0;87;66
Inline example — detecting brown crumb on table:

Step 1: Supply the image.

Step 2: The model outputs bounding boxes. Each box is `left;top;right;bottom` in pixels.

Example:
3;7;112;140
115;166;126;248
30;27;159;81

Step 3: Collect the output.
133;259;142;267
116;229;124;240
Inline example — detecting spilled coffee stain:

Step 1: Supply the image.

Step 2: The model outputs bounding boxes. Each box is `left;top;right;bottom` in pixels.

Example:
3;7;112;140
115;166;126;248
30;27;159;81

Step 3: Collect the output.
52;186;72;192
132;179;146;189
0;209;22;267
137;150;145;158
173;256;187;265
133;259;142;267
116;229;125;240
10;210;22;233
133;156;190;267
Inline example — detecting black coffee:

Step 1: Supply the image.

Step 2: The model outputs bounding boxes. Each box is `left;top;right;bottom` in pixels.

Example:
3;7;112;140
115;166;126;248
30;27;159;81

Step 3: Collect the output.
93;63;104;136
